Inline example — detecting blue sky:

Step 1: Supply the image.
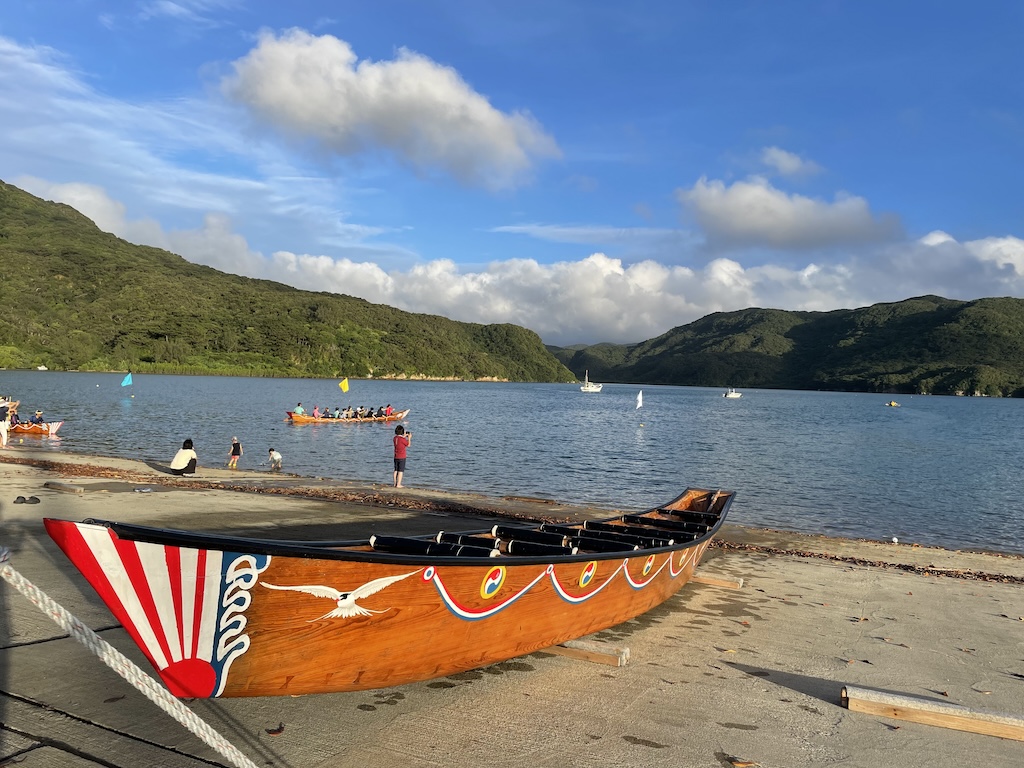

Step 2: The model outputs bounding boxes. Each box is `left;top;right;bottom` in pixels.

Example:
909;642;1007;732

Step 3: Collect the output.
2;1;1023;345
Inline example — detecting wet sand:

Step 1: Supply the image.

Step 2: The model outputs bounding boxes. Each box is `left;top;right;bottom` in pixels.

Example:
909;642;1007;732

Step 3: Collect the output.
1;446;1022;767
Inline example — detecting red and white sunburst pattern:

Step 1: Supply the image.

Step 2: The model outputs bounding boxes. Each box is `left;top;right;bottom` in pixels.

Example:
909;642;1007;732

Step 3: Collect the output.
45;520;268;698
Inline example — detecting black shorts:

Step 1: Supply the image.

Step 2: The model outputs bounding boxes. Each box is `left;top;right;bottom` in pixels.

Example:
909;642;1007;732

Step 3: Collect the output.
394;458;406;472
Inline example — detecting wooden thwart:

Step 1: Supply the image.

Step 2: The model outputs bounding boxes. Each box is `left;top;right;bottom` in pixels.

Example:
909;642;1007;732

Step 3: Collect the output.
691;571;744;589
842;685;1024;742
547;638;630;667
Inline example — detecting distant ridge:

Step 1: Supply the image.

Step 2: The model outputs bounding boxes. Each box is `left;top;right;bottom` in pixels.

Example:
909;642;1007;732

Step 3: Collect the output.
0;180;574;382
550;295;1024;396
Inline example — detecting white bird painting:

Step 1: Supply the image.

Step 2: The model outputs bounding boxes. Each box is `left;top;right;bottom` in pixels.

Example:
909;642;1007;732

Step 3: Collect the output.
261;570;421;621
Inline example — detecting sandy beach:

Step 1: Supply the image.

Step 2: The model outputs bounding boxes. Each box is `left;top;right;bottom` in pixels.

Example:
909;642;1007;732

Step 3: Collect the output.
1;445;1022;767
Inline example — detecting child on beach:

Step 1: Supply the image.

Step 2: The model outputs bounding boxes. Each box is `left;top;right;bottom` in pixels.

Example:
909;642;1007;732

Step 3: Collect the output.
268;448;282;471
228;437;242;469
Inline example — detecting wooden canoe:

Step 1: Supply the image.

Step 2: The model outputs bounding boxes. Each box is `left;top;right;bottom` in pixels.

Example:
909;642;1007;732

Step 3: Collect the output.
286;408;410;423
44;486;733;698
10;420;63;435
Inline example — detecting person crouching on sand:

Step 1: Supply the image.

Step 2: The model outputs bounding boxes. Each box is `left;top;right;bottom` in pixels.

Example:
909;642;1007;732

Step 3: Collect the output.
170;439;198;476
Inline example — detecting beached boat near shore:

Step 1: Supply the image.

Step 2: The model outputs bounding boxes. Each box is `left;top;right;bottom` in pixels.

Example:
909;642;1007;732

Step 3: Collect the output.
286;408;410;424
11;420;63;435
44;485;733;698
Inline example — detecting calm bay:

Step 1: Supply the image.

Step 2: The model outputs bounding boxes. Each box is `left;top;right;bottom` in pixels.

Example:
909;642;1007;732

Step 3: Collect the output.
3;370;1022;556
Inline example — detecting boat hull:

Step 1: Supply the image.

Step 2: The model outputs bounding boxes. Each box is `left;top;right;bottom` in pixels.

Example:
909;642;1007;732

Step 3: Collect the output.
286;409;409;423
44;487;731;698
11;420;63;435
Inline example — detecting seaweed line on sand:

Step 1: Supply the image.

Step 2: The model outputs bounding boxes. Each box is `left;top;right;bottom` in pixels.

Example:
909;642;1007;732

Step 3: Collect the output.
710;539;1024;585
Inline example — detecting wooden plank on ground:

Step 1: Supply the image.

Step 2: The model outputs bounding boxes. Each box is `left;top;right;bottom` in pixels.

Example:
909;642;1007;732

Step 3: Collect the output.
842;685;1024;742
691;572;744;589
42;481;84;494
547;638;630;667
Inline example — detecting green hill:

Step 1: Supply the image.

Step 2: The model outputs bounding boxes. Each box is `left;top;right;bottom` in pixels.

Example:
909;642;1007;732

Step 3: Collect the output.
0;180;575;382
551;296;1024;397
5;179;1022;395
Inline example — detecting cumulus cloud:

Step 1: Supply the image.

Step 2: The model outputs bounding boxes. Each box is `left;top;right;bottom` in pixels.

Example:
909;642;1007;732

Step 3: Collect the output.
677;176;902;250
222;29;561;189
760;146;822;177
21;178;1024;348
964;235;1024;274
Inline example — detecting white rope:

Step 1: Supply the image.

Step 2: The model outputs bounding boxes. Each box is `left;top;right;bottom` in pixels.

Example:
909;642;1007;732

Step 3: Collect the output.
0;547;259;768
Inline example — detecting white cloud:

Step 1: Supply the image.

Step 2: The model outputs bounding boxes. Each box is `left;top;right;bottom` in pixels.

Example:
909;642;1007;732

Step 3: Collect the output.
919;230;955;247
760;146;822;177
222;29;561;189
20;177;1024;347
492;223;694;249
677;176;902;250
137;0;238;25
964;235;1024;274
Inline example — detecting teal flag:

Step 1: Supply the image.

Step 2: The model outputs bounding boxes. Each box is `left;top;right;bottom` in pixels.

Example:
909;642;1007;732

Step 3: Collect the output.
121;373;133;387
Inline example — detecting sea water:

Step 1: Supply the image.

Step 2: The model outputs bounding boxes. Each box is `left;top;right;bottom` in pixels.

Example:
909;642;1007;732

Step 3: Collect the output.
3;371;1023;555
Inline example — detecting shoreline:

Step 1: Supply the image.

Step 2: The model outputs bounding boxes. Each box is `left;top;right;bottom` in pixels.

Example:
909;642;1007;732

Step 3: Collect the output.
2;445;1023;579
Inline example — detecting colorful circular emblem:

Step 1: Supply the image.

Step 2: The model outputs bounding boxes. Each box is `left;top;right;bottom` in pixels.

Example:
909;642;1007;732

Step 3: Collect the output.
422;566;435;581
642;554;656;576
480;566;506;599
580;561;598;588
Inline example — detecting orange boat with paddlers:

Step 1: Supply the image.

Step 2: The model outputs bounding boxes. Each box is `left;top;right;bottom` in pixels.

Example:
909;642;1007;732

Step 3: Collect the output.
44;486;733;698
11;420;63;435
286;408;410;424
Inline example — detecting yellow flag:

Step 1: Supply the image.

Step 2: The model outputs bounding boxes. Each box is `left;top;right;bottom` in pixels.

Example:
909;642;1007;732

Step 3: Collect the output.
339;378;349;392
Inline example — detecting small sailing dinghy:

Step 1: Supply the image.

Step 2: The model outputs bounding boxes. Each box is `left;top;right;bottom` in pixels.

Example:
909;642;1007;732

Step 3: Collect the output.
580;370;603;393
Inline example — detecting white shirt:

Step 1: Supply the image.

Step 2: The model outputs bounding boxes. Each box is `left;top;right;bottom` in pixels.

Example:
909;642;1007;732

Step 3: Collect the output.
170;448;198;470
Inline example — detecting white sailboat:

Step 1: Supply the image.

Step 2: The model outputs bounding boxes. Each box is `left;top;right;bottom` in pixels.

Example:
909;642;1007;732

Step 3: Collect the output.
580;370;603;393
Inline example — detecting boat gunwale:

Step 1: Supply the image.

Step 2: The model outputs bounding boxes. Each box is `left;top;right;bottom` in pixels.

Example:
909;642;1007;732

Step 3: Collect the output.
65;488;732;567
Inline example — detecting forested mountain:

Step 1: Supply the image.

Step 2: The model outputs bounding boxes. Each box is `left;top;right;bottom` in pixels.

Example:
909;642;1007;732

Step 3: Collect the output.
0;181;574;382
5;179;1022;394
550;296;1024;396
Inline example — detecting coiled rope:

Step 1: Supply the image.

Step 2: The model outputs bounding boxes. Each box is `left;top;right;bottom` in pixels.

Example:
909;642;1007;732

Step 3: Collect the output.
0;547;259;768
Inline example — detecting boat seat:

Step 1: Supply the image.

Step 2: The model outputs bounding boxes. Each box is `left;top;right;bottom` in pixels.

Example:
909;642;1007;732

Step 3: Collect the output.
622;514;706;536
369;535;497;557
583;520;679;544
491;525;568;547
542;523;671;549
566;535;640;553
436;532;498;549
502;539;580;556
657;508;719;527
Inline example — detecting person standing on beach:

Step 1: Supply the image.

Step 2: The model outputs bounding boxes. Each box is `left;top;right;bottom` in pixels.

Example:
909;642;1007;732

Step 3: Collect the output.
0;397;16;449
227;437;242;469
393;425;411;487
